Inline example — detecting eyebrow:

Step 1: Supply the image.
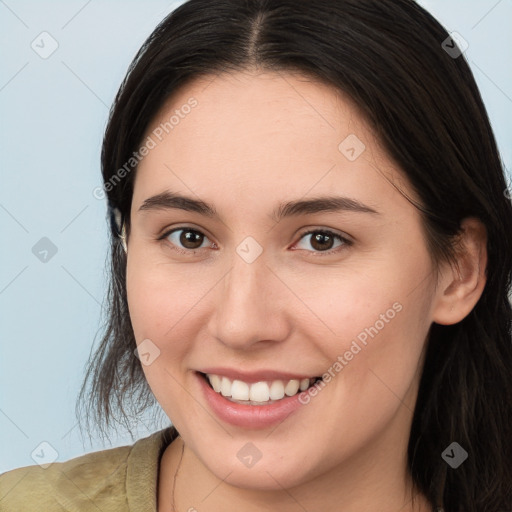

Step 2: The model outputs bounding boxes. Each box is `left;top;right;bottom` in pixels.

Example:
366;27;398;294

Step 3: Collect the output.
138;190;379;221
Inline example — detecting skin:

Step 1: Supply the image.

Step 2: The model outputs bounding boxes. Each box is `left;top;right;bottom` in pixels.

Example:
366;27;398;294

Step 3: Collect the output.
125;70;487;512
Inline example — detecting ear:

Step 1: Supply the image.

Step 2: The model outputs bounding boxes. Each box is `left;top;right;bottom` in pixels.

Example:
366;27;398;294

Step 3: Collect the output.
432;217;487;325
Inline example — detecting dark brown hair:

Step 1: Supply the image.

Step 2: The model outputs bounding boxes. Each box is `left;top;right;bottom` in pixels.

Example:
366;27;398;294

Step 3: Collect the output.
77;1;512;510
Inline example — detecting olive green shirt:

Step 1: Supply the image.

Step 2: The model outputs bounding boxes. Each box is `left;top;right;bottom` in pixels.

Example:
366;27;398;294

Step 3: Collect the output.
0;426;178;511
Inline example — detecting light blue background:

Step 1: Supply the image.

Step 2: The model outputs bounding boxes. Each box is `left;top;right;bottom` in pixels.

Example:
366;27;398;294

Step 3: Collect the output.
1;0;511;473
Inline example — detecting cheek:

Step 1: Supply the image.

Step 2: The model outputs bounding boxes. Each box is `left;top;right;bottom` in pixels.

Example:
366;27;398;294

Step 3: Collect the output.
301;248;433;410
125;250;218;401
126;245;213;340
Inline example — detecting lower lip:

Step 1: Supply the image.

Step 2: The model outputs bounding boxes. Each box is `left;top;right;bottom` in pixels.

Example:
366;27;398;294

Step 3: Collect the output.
197;372;308;429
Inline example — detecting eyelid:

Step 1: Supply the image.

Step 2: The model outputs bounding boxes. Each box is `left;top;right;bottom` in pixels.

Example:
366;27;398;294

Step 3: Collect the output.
159;225;353;256
159;225;216;254
292;227;353;256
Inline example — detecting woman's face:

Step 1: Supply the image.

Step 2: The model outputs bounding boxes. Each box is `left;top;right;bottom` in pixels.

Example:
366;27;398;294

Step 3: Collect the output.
126;70;439;490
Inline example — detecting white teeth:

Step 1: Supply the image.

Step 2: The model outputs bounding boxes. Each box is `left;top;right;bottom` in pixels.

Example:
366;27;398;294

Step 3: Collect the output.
299;378;310;391
209;374;222;393
269;380;285;400
284;379;300;396
231;380;250;400
220;376;232;397
206;374;317;403
249;381;270;402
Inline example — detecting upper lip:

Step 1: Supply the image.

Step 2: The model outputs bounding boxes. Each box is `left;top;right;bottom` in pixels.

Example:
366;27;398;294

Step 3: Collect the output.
198;367;320;383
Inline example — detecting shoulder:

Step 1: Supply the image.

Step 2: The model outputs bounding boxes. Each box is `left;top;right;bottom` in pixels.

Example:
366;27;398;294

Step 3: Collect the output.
0;427;177;512
0;442;132;511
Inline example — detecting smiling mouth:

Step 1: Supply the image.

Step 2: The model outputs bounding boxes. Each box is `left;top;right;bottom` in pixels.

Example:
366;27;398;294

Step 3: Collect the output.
199;372;323;405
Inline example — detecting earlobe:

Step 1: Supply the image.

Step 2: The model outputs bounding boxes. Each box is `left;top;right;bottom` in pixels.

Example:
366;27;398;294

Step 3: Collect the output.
432;217;487;326
120;223;128;253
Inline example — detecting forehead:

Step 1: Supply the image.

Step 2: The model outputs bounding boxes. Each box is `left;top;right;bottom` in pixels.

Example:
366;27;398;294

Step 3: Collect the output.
132;70;410;213
144;69;372;156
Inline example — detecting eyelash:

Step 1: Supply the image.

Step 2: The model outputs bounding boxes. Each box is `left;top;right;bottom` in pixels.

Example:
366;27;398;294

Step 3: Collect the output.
158;226;352;257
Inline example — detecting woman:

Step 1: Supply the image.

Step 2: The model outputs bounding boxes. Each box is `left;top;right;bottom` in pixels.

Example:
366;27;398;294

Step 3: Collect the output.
1;0;511;511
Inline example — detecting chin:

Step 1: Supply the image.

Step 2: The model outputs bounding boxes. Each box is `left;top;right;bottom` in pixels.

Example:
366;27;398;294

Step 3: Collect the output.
220;466;309;492
199;446;318;492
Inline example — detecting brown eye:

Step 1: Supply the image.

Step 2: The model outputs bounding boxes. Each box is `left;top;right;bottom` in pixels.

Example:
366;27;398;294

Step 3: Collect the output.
309;232;335;251
180;229;205;249
295;229;351;255
164;228;211;252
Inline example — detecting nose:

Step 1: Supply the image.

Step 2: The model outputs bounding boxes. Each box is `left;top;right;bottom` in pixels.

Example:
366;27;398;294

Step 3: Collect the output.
207;247;291;351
